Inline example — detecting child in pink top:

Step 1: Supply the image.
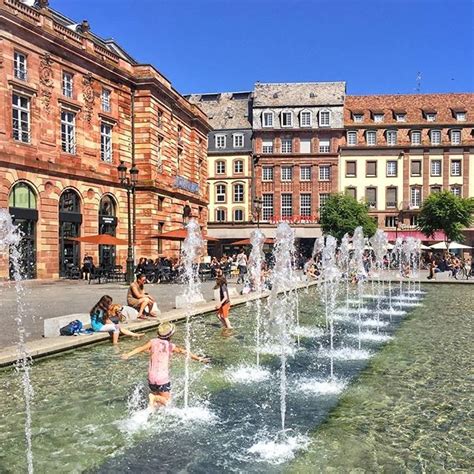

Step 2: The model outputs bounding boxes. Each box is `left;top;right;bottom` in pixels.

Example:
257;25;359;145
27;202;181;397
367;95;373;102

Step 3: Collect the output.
122;322;209;408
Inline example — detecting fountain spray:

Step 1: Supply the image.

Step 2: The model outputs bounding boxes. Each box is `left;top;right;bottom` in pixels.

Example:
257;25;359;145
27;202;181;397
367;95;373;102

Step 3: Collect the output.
351;227;366;350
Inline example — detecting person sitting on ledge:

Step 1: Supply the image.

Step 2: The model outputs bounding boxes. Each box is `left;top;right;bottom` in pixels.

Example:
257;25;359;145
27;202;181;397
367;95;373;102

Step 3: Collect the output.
90;295;144;344
127;273;158;319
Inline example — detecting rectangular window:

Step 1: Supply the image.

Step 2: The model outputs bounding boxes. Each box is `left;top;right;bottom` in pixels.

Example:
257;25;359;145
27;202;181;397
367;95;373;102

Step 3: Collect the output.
431;186;442;194
100;123;112;162
216;161;226;174
430;130;441;145
281;111;293;127
411;160;422;177
319;165;330;181
411;130;422;145
262;166;274;181
451;160;461;176
233;133;244;148
366;130;376;145
62;72;73;98
353;114;364;122
61;111;76;154
395;113;406;122
281;166;293;181
281;194;293;217
386;160;397;177
300;194;311;216
450;130;461;145
319;193;330;207
233;184;244;202
262;139;274;153
366;161;377;177
451;186;462;196
101;88;111;113
215;134;226;149
387;130;397;146
347;131;357;146
263;112;273;127
12;94;30;143
410;215;419;226
216;184;226;202
281;138;293;153
365;187;377;209
431;160;441;176
385;216;397;228
234;209;244;221
410;187;421;208
300;166;311;181
455;112;466;121
345;187;356;199
346;161;356;177
300;138;311;153
234;160;244;173
262;194;274;220
215;209;226;222
386;187;397;209
426;113;436;122
300;111;312;127
319;139;330;153
373;113;384;122
14;51;27;80
319;111;330;126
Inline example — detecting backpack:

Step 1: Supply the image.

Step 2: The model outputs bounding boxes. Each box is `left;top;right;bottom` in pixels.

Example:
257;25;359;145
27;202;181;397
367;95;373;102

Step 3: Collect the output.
60;319;83;336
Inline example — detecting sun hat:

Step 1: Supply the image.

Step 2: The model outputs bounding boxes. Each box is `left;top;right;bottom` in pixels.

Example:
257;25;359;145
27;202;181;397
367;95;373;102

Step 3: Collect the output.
157;322;176;339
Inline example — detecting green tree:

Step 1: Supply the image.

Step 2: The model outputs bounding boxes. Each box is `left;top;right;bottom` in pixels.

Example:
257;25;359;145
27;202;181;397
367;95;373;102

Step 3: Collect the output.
320;193;377;241
418;191;474;245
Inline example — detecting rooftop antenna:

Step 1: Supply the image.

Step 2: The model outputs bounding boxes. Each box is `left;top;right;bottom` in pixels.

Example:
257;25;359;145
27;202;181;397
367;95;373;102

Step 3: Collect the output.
415;72;422;93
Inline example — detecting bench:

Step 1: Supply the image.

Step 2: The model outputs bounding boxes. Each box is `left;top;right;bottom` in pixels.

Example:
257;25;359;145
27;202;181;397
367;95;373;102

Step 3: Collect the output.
44;313;91;338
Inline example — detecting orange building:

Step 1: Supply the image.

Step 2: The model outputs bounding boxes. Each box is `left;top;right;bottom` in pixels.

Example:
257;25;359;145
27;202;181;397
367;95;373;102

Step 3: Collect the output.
0;0;210;279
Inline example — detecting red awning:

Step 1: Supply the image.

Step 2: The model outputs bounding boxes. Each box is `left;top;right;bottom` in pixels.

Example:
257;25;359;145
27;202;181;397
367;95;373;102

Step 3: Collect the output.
386;230;446;242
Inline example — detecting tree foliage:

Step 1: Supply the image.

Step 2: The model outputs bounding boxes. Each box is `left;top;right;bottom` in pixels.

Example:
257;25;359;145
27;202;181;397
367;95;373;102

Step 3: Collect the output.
418;191;474;243
320;193;377;241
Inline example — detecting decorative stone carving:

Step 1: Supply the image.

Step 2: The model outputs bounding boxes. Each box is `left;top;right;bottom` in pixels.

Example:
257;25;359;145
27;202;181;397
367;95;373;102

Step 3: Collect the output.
82;73;94;122
36;0;49;8
39;53;54;113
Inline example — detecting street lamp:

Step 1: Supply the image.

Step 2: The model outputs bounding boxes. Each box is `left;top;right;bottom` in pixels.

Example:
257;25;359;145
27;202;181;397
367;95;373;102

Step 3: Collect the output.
253;197;262;228
117;161;139;283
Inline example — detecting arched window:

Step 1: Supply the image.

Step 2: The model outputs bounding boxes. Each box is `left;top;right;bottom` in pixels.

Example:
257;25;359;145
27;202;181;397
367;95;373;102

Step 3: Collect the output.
215;160;226;174
59;189;81;213
215;208;226;222
233;160;244;174
8;182;36;209
300;110;312;127
319;109;331;127
215;183;226;203
233;208;244;222
233;183;244;203
99;195;116;217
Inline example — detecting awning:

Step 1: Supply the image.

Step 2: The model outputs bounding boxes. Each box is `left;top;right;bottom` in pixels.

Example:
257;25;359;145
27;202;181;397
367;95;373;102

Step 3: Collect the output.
150;229;219;241
69;234;128;245
385;230;446;242
232;238;275;246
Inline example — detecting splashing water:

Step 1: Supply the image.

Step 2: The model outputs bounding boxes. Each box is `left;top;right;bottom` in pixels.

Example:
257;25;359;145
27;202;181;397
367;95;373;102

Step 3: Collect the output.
225;364;271;384
351;227;367;350
0;209;34;473
248;432;310;465
299;377;348;395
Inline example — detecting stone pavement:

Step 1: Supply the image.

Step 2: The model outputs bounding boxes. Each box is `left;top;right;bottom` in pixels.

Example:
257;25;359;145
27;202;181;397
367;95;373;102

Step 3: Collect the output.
0;277;235;347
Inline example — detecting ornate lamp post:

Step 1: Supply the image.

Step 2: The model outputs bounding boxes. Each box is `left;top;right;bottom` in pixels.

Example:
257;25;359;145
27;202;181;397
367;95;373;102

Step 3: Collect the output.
117;161;139;283
253;197;262;228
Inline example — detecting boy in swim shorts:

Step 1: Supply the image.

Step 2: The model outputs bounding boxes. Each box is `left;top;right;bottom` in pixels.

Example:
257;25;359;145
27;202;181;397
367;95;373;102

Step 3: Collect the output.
214;268;232;329
121;322;209;408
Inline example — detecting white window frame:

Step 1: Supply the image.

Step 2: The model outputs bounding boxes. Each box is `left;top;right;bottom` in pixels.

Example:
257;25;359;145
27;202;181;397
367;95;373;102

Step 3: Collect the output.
101;88;111;113
431;160;441;176
234;160;244;174
262;139;274;154
430;129;441;145
319;138;330;153
411;130;422;145
281;138;293;154
262;194;274;221
426;113;436;122
215;134;226;149
14;51;27;80
300;110;312;127
233;133;244;148
319;165;330;181
353;113;364;123
62;72;73;98
233;183;244;203
234;209;244;222
281;194;293;217
12;93;30;143
366;130;377;146
262;111;274;128
319;110;330;127
100;123;113;163
386;130;397;146
216;160;226;174
451;186;462;196
373;113;384;123
395;113;406;122
450;129;461;145
215;184;226;203
386;161;397;177
281;166;293;181
451;160;461;176
61;110;76;154
262;166;274;181
300;166;311;181
455;112;466;121
347;131;357;146
281;111;293;127
410;187;421;208
299;138;311;153
300;194;311;217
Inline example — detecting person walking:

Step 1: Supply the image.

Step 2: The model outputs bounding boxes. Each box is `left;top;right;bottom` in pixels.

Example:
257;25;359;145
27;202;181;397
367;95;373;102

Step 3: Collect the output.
236;248;248;284
121;322;208;409
214;268;232;329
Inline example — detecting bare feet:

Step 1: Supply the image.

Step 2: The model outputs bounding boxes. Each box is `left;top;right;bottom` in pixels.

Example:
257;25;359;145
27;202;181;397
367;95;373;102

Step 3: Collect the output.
133;333;145;338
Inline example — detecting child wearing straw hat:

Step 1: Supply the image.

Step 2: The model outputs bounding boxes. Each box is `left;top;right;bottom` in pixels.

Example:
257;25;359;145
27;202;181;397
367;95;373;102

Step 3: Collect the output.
121;322;209;409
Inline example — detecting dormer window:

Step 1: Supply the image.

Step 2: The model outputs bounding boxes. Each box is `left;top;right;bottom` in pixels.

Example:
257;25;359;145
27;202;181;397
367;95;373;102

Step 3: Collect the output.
455;111;466;121
262;111;274;128
450;129;461;145
395;113;406;122
373;113;384;123
426;113;436;122
281;111;293;127
215;134;226;149
353;113;364;123
411;130;422;145
386;130;397;146
300;110;312;127
319;110;331;127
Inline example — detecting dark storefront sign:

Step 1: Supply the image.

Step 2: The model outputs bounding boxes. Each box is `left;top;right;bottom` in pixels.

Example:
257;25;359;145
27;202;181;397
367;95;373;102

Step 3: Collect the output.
174;176;199;194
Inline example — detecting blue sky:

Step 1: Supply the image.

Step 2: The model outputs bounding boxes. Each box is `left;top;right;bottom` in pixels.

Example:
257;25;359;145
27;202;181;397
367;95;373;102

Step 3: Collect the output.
52;0;473;96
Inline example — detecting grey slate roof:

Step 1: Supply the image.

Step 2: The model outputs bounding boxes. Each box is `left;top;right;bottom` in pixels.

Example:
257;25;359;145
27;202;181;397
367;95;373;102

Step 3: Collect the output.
253;82;346;107
187;92;252;130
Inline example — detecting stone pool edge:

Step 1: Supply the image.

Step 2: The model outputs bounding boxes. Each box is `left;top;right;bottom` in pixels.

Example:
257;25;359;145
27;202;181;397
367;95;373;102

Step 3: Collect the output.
0;281;318;368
